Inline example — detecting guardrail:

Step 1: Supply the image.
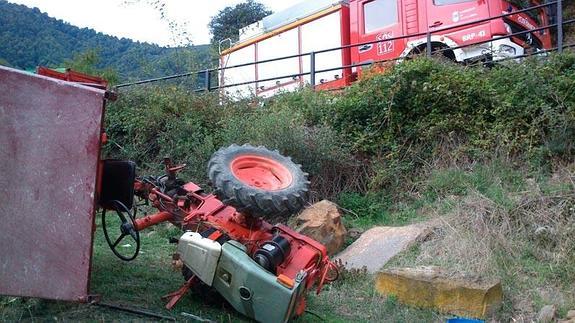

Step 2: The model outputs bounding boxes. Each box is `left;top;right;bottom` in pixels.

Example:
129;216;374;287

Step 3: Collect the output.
117;0;573;92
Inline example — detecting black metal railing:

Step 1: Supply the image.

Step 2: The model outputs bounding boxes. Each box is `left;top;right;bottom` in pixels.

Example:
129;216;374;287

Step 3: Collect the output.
116;0;572;92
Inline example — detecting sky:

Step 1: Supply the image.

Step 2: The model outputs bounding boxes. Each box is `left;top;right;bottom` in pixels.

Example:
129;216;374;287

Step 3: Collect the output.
6;0;302;46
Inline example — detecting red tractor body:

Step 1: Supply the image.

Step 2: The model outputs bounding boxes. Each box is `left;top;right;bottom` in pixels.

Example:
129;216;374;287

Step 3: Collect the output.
132;178;332;294
99;149;337;322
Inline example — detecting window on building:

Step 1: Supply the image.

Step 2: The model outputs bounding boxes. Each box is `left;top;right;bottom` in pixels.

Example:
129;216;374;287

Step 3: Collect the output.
363;0;398;34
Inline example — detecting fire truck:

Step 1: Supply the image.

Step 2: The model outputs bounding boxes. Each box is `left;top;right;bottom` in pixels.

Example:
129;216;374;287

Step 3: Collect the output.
219;0;552;97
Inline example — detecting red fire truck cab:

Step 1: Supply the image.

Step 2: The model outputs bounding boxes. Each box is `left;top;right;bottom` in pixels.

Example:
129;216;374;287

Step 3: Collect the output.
219;0;552;97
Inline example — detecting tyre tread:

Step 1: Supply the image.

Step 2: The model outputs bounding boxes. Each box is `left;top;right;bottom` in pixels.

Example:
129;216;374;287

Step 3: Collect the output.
207;144;309;218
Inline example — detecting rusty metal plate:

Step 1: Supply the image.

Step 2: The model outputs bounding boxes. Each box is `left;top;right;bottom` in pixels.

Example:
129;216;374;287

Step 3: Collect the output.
0;66;106;302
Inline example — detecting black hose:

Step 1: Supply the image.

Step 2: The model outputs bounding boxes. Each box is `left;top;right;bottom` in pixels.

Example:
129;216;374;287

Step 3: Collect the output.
94;302;176;321
304;309;325;321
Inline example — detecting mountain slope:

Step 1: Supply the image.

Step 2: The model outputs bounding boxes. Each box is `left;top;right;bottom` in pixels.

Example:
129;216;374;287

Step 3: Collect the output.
0;0;210;80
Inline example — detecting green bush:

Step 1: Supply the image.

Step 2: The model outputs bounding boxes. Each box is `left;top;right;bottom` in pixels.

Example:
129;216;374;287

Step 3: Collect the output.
105;53;575;201
104;85;363;197
104;86;222;183
330;54;575;190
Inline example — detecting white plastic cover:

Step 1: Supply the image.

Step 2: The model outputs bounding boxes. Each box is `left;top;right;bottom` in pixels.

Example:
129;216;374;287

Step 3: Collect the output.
301;12;345;84
257;27;301;95
177;232;222;286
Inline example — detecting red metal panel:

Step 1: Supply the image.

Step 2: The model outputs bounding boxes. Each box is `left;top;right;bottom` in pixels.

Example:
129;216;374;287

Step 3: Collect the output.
0;66;105;302
36;66;109;89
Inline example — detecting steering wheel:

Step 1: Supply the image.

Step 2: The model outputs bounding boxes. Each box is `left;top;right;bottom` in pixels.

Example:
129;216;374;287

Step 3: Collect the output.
102;200;140;261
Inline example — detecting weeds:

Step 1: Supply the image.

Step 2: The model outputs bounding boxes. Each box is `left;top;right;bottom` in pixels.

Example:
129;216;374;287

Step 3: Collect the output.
387;163;575;321
304;271;443;323
106;85;365;199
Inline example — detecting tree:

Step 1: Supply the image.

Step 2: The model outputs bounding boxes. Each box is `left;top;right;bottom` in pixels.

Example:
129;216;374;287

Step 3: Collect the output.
65;49;119;85
0;0;210;80
208;0;272;45
0;57;11;67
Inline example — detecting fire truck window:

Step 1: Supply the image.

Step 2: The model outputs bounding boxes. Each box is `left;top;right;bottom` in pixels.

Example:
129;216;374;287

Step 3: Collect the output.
434;0;474;5
363;0;398;34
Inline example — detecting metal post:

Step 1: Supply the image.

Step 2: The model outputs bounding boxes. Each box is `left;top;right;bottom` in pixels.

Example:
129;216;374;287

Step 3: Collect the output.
310;52;316;88
203;69;211;91
426;31;432;58
557;0;563;53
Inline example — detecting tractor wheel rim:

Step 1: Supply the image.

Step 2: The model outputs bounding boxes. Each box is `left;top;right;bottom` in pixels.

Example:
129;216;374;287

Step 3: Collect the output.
230;155;293;191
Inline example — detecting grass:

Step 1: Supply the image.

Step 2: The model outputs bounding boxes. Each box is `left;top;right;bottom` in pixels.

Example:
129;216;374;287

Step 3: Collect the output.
304;272;446;323
328;162;573;321
320;162;573;321
2;162;573;322
382;162;575;321
337;192;431;230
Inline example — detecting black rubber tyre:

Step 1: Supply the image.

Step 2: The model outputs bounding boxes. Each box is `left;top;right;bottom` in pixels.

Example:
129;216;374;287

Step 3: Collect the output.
207;144;310;218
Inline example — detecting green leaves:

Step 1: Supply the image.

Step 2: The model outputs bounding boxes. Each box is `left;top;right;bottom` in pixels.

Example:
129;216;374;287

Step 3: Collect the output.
325;55;575;189
105;53;575;198
208;1;272;44
0;1;212;80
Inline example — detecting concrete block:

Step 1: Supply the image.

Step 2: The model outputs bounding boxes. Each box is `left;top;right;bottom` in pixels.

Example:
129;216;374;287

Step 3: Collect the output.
376;266;503;318
335;223;433;273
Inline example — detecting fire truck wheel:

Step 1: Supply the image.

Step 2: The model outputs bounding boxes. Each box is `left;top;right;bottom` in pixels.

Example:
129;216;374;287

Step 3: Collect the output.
207;144;310;218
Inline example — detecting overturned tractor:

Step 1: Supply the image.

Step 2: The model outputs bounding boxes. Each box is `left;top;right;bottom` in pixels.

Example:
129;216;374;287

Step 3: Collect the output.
0;66;336;323
99;144;338;322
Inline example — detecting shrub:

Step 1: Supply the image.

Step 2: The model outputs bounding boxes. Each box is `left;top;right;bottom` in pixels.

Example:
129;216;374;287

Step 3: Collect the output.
104;86;364;197
104;85;224;183
330;53;575;190
105;53;575;200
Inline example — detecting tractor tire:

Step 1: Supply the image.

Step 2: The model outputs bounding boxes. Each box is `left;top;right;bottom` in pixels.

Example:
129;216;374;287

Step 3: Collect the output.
207;144;310;218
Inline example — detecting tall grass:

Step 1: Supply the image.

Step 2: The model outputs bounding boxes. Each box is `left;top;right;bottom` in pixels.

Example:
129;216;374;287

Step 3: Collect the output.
385;162;575;321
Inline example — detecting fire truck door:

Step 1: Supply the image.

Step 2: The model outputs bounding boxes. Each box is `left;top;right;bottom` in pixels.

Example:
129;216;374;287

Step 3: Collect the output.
425;0;490;38
351;0;404;70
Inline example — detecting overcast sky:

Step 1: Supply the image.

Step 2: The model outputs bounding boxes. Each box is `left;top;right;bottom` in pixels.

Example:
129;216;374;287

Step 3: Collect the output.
6;0;302;46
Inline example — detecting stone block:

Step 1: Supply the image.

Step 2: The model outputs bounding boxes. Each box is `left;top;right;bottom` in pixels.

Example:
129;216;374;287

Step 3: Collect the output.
376;266;503;318
335;223;432;273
